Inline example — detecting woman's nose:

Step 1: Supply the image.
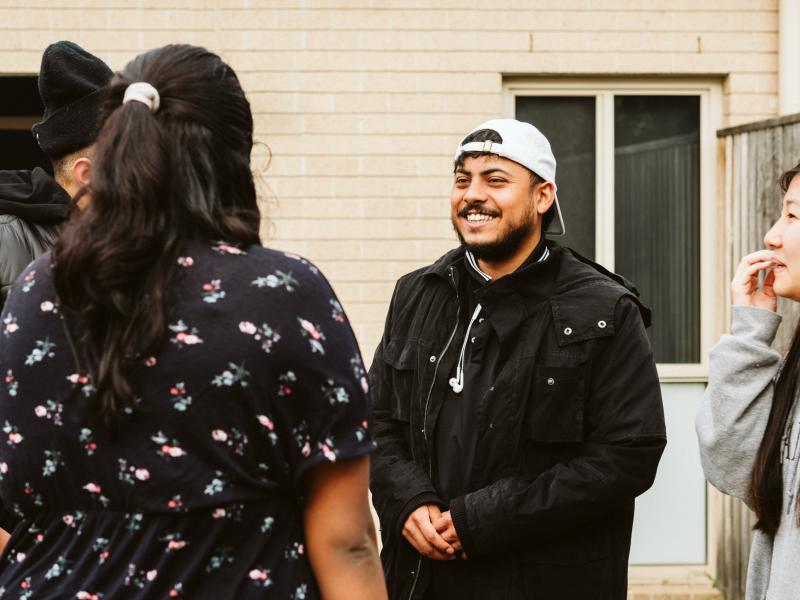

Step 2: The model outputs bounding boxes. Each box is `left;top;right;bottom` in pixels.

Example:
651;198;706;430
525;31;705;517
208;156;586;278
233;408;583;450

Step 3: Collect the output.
764;220;781;249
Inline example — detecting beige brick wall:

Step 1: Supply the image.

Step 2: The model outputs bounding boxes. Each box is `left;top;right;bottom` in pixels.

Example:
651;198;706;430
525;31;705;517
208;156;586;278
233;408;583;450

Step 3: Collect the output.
0;0;779;362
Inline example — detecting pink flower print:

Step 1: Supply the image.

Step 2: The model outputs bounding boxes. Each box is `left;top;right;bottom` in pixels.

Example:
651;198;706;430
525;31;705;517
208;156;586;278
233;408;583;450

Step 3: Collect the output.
146;570;157;582
4;421;23;446
40;301;55;313
212;241;246;255
177;256;194;267
83;483;102;495
298;318;326;354
152;431;187;459
169;585;184;597
167;539;187;551
21;269;35;292
167;495;183;510
248;568;272;588
63;515;74;526
168;321;203;348
2;313;19;337
277;371;297;397
0;462;8;475
212;507;227;519
300;319;321;340
31;399;64;425
135;468;150;481
321;443;337;462
4;369;18;397
239;321;257;335
144;356;157;367
76;592;102;600
257;415;274;430
80;428;97;455
211;429;228;442
168;382;192;412
15;551;25;562
201;279;226;303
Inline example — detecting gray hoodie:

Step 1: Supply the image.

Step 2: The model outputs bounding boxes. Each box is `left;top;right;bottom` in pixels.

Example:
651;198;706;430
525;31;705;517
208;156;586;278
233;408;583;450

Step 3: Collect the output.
696;305;800;600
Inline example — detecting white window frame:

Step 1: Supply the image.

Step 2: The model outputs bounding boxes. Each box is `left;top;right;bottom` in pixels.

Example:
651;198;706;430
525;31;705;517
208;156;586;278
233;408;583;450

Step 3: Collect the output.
504;78;723;383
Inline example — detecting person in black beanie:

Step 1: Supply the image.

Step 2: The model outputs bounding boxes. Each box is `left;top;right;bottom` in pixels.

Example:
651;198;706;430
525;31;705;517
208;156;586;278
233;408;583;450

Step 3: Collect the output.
0;41;112;311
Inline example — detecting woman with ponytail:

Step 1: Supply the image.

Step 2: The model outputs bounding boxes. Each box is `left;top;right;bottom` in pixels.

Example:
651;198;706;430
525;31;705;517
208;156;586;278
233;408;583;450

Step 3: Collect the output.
0;45;385;599
697;163;800;600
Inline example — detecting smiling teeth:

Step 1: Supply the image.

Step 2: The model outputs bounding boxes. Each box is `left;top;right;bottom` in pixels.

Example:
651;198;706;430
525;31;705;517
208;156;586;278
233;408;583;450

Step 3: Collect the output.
467;213;493;222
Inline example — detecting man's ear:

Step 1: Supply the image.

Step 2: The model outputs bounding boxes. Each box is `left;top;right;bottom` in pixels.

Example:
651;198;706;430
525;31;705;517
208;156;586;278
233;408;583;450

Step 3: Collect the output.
71;157;92;188
535;181;556;215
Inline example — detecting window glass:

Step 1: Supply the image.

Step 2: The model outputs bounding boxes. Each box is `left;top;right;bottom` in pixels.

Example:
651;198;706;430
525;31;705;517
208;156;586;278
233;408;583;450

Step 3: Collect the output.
516;96;596;260
614;95;700;363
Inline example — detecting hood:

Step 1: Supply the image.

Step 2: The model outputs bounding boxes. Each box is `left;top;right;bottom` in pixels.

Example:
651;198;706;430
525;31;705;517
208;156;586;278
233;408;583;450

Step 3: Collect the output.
0;167;72;225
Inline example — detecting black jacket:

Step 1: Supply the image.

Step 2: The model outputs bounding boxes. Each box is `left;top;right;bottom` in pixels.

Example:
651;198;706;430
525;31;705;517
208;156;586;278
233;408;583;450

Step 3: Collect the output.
0;168;70;309
369;242;666;600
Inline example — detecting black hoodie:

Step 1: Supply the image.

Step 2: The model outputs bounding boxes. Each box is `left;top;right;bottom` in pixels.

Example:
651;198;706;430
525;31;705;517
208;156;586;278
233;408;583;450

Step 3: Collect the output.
0;167;71;308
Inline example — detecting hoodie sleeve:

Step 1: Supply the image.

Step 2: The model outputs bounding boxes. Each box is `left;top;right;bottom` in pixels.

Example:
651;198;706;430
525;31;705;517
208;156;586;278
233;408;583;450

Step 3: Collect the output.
695;305;782;504
0;216;37;309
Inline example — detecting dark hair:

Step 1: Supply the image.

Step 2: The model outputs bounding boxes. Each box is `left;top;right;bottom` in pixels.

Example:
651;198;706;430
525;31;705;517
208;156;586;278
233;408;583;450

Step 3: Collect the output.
52;44;260;422
453;128;550;227
749;161;800;535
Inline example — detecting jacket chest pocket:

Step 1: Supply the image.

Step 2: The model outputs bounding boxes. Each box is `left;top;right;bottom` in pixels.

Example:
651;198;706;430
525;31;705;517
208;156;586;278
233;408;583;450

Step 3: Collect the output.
523;364;586;442
381;340;421;422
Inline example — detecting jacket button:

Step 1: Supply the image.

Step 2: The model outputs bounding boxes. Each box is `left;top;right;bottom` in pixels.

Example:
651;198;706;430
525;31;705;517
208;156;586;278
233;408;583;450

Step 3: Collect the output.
598;320;607;329
547;377;555;386
429;355;436;363
564;327;573;335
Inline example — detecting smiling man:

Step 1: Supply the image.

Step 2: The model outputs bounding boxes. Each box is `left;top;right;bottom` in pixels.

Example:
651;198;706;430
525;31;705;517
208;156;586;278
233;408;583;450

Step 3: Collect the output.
369;119;666;599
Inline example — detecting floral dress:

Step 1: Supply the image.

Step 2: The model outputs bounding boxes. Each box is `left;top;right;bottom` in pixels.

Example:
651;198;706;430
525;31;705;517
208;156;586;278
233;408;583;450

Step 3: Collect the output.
0;240;374;599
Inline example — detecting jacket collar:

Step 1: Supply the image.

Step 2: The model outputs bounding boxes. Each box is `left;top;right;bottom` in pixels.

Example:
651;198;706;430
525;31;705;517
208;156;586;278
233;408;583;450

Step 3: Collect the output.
422;241;649;344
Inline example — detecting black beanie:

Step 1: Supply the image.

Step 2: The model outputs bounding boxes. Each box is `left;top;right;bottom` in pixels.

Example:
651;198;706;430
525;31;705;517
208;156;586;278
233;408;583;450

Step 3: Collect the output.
31;41;113;160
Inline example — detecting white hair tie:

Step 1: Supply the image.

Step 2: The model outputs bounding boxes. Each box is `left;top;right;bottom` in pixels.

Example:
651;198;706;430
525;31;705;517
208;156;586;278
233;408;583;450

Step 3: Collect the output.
123;82;160;113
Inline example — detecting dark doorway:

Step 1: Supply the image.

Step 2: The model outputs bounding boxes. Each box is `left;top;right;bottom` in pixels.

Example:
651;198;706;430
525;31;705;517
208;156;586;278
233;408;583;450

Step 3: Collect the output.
0;76;50;173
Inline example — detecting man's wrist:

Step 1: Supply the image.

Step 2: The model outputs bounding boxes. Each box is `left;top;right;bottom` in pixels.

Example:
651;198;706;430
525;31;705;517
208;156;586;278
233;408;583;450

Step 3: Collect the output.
397;492;444;536
448;495;477;558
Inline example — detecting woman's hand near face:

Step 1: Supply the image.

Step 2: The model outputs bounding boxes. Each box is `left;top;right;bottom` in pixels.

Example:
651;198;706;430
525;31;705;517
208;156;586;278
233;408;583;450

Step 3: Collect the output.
732;250;778;311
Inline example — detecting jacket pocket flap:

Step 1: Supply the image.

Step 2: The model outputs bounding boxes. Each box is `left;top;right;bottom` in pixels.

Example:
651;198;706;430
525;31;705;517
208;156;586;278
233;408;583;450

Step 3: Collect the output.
524;365;585;442
383;339;417;370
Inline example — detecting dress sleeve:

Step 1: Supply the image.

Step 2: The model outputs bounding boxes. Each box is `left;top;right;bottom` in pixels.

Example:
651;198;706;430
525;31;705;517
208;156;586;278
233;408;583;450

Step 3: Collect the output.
268;261;376;488
695;305;783;504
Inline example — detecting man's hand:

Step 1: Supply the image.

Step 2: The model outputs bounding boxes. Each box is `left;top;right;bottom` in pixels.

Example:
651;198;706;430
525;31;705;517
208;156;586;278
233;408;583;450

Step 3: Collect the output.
433;510;467;559
402;504;456;560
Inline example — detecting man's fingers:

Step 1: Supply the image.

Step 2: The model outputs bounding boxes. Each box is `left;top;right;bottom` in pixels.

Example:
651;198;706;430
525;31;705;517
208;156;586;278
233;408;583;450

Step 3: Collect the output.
418;518;455;555
402;522;431;555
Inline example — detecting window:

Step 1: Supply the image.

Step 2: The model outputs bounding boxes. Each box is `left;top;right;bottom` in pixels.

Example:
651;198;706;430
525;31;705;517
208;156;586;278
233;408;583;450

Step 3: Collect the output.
507;79;723;567
0;76;48;171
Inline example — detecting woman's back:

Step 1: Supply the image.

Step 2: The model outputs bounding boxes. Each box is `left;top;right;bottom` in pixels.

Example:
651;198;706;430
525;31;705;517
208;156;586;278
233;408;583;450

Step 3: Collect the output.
0;239;373;598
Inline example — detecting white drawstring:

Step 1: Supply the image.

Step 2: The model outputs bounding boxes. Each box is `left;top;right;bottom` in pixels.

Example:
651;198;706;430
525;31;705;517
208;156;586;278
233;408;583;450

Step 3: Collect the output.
449;303;483;394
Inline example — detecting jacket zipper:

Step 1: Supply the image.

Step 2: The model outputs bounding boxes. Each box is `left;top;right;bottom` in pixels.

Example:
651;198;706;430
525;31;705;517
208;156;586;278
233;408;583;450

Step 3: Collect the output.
407;266;461;600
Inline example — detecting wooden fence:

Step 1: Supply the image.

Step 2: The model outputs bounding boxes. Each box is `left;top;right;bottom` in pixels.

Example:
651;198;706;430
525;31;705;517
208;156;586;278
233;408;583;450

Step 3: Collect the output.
716;112;800;600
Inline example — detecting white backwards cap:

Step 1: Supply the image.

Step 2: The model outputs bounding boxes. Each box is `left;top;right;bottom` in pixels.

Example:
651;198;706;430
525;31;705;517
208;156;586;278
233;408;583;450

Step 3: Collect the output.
454;118;565;236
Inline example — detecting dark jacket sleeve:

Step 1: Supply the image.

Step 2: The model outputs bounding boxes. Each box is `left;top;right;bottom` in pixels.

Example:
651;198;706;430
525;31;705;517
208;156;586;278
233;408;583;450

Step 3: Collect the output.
369;281;445;539
449;296;666;558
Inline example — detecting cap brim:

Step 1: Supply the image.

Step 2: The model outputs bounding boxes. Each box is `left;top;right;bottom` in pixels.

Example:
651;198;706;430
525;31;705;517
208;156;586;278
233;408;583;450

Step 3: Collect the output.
544;194;565;236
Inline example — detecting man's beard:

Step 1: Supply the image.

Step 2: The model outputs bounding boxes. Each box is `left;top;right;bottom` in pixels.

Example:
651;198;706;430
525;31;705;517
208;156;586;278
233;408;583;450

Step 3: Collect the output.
454;212;537;262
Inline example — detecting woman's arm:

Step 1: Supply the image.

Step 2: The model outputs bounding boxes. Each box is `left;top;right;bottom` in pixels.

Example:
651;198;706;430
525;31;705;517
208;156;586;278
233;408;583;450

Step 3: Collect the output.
304;455;387;600
696;251;783;503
